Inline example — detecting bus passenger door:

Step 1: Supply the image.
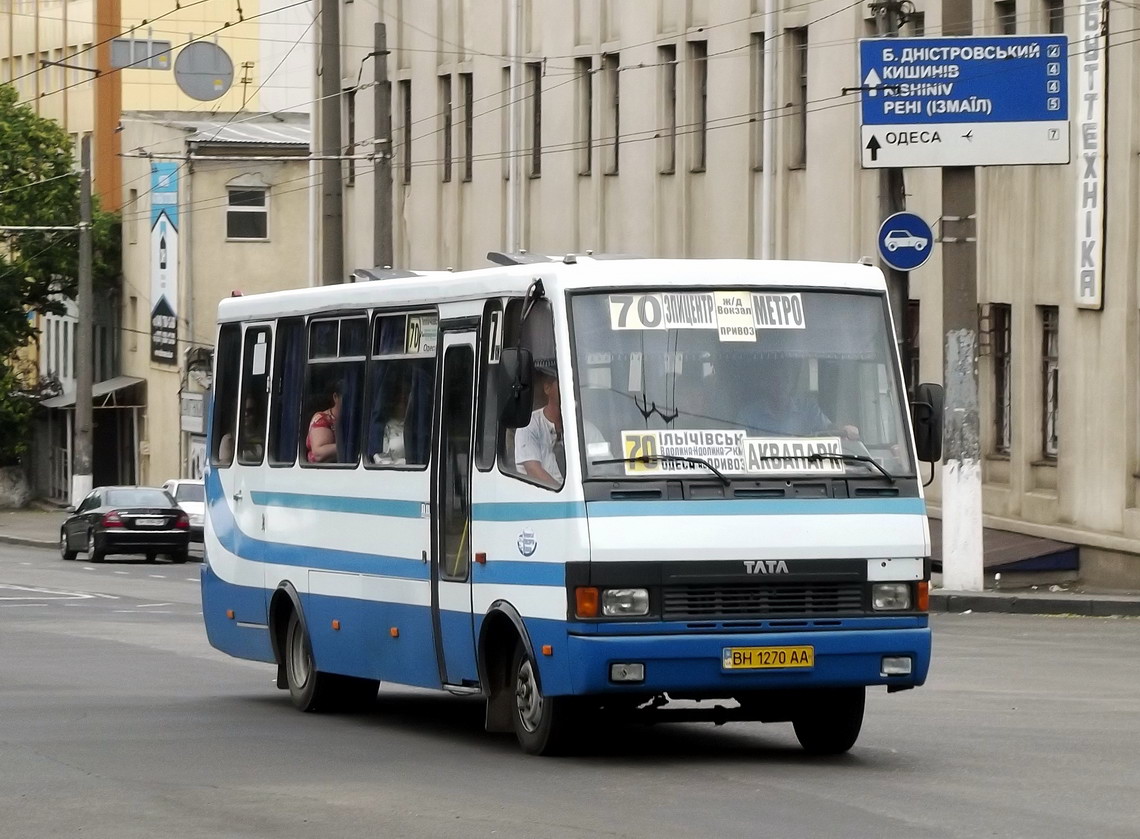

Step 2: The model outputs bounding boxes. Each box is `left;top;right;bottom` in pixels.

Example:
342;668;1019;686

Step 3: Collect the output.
431;330;479;686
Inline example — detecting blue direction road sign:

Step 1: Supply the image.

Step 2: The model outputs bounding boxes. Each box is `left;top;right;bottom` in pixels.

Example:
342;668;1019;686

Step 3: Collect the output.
878;212;934;272
859;36;1069;168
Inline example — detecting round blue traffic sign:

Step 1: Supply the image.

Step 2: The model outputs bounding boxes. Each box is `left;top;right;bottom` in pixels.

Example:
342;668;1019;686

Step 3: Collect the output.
877;212;934;272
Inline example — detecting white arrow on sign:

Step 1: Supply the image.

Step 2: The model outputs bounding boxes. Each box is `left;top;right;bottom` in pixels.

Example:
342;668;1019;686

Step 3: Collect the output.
863;68;881;96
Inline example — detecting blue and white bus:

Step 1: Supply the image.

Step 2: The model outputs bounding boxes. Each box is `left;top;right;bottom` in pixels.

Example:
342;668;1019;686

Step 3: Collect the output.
202;256;943;755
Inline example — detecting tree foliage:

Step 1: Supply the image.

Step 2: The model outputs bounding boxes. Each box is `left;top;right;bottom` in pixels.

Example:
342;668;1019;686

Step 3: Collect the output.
0;82;120;363
0;83;121;468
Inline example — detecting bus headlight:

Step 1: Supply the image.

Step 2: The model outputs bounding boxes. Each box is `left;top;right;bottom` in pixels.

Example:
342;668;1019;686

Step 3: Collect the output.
872;583;912;611
601;588;650;617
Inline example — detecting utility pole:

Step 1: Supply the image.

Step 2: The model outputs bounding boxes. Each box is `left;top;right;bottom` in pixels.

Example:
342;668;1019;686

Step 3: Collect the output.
72;135;93;506
940;0;983;591
871;0;910;376
373;23;393;270
319;0;344;284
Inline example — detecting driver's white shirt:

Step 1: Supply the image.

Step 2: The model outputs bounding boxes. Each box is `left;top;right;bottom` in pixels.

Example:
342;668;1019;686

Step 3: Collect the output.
515;409;562;483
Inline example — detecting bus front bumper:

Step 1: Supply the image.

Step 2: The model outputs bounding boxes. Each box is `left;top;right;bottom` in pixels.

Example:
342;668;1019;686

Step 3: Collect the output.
563;626;931;695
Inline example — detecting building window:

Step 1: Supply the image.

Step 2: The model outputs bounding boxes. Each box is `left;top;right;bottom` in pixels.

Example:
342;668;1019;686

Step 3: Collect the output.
995;0;1017;33
658;44;677;174
440;74;452;183
603;53;620;175
689;40;708;172
226;188;268;240
992;304;1012;455
788;27;808;168
750;33;765;171
127;189;139;244
401;78;413;184
1040;306;1059;458
343;87;356;187
459;72;473;182
905;11;926;36
1044;0;1064;33
576;57;593;175
527;61;542;177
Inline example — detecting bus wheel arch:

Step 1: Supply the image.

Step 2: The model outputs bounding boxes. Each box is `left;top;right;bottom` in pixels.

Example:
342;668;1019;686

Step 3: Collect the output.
269;583;304;690
477;603;535;734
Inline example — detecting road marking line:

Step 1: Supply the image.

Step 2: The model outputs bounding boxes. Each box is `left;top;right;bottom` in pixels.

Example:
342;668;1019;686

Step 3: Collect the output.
148;574;167;579
136;603;172;608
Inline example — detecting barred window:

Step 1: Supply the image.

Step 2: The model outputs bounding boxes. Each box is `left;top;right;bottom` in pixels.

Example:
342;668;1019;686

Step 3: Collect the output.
1040;306;1059;458
992;304;1012;455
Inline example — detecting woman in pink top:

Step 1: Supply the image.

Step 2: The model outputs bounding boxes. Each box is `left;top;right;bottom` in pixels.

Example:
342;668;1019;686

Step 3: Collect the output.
306;384;341;463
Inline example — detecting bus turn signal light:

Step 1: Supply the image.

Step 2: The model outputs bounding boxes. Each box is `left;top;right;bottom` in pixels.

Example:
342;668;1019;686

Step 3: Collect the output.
917;581;929;612
575;587;599;618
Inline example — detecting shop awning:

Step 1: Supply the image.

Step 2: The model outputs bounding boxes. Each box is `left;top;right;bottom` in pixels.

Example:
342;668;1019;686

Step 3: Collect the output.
40;376;145;409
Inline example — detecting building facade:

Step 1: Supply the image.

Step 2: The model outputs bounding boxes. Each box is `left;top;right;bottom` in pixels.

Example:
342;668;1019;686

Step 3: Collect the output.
118;112;311;485
324;0;1140;586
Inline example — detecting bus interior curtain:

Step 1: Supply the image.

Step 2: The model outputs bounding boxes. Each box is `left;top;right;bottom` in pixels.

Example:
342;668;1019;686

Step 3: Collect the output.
338;364;364;463
406;360;433;465
276;324;305;462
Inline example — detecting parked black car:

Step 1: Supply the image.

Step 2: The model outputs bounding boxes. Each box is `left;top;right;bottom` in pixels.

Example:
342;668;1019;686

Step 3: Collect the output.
60;486;191;563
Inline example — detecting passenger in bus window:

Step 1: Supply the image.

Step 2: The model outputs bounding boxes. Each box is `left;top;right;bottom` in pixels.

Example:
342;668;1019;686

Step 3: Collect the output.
239;396;266;462
515;362;565;487
371;376;409;466
306;382;342;463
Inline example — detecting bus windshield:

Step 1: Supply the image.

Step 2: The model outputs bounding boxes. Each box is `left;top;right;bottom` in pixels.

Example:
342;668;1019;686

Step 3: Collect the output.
570;288;915;481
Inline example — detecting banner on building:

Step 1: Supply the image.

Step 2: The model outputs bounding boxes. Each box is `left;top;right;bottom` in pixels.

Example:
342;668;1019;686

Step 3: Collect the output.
150;163;180;363
1075;0;1107;309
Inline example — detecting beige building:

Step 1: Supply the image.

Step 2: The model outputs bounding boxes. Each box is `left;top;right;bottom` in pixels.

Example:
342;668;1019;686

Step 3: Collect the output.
117;111;311;485
324;0;1140;586
3;0;314;498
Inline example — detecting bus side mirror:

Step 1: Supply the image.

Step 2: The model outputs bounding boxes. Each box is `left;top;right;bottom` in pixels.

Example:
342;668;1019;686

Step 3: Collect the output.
498;347;535;429
911;382;944;463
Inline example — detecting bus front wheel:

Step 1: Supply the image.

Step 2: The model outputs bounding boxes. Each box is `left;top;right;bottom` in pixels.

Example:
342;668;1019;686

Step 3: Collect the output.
510;644;576;755
792;686;865;755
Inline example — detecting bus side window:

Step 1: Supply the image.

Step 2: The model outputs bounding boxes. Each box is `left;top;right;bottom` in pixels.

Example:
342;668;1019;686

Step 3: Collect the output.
475;299;503;471
498;298;564;490
268;318;304;466
236;326;272;465
210;323;242;468
302;315;367;466
364;311;436;468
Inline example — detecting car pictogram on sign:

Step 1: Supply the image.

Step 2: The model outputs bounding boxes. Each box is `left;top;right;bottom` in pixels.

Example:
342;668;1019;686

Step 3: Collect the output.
883;230;929;252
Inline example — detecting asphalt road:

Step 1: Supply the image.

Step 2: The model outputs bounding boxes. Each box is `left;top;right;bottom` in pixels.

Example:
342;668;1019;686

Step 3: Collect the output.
2;543;1137;839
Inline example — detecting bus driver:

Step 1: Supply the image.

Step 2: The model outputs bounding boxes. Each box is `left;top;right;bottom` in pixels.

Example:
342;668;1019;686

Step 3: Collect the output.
515;362;565;487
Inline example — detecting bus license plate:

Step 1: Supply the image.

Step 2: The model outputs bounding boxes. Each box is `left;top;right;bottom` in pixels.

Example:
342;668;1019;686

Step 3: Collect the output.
722;646;814;670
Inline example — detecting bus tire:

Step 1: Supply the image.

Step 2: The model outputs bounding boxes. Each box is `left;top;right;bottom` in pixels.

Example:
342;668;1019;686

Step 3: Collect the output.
792;686;865;755
510;643;576;755
284;609;337;712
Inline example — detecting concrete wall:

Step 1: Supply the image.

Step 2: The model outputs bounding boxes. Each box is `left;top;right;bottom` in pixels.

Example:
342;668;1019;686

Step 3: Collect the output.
333;0;1140;585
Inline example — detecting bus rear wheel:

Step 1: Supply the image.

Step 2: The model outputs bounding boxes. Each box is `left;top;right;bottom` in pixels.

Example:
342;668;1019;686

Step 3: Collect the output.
284;610;335;712
792;686;865;755
510;644;576;755
283;610;377;712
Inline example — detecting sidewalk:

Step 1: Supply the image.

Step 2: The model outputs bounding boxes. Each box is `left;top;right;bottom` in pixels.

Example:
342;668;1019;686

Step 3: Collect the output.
3;506;1140;616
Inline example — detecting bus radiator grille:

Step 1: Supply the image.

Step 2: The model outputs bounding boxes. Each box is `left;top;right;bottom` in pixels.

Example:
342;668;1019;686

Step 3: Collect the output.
661;582;864;620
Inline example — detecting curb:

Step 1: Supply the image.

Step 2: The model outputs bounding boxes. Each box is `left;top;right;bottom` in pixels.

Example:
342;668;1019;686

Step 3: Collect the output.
0;534;58;550
931;591;1140;618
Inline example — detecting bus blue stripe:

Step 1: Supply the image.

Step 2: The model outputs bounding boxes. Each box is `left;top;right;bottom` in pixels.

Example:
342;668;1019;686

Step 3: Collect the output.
474;560;566;586
210;474;427;578
251;491;423;519
471;501;587;521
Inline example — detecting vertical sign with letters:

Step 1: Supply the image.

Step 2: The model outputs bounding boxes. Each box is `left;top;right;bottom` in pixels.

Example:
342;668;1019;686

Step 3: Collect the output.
1075;0;1106;309
150;163;180;363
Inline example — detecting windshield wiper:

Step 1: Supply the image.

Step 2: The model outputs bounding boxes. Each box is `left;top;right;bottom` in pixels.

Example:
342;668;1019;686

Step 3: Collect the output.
806;452;895;483
591;455;730;486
